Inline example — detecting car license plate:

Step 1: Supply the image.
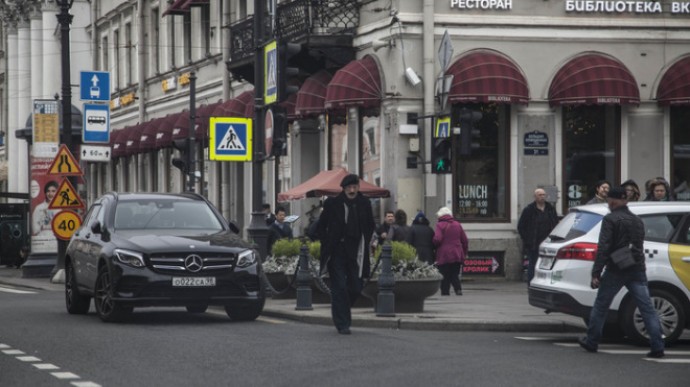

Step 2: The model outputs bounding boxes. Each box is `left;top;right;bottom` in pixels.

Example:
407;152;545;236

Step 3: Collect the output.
172;277;216;287
538;257;555;270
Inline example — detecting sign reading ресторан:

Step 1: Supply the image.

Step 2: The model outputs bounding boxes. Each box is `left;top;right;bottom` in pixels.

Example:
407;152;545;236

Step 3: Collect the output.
565;1;690;14
450;0;512;10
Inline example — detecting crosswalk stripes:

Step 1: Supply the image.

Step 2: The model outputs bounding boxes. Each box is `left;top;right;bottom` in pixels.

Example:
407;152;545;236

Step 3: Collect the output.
515;336;690;364
0;285;37;294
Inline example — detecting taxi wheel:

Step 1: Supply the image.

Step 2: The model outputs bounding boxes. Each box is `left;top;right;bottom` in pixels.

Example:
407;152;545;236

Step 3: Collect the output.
621;288;685;346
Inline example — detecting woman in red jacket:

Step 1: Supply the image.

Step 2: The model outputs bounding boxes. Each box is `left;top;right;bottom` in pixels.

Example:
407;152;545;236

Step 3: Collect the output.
433;207;469;295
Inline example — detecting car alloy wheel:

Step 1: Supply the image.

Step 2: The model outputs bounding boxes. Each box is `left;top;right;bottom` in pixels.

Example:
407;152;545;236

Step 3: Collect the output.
65;261;90;314
621;288;685;345
95;266;132;322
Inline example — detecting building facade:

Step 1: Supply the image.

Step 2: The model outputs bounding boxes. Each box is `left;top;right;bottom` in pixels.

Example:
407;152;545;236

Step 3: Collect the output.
1;0;689;279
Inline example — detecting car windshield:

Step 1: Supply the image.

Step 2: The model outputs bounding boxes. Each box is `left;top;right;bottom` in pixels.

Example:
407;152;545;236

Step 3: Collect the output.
547;210;603;242
114;199;224;232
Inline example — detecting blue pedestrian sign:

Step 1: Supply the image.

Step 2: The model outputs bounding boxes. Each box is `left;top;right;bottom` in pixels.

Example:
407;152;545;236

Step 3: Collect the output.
83;104;110;143
80;71;111;101
209;117;253;161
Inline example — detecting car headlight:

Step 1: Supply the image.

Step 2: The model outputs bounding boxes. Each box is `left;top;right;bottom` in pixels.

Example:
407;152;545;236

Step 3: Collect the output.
114;248;145;268
236;250;256;268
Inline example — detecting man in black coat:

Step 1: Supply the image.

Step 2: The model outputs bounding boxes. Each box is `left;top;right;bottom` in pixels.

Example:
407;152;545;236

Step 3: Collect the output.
517;188;559;284
316;173;376;334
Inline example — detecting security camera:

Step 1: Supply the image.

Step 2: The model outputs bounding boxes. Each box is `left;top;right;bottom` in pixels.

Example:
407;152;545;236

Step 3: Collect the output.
405;67;421;86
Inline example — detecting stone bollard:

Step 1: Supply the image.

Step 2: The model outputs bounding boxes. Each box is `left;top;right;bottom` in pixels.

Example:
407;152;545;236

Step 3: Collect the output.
295;244;313;310
376;243;395;317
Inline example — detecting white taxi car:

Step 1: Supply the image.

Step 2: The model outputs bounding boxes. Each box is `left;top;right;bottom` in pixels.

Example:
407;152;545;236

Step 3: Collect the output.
529;202;690;345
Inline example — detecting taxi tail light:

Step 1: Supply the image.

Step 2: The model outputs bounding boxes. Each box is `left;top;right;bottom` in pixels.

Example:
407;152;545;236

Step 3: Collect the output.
555;242;598;261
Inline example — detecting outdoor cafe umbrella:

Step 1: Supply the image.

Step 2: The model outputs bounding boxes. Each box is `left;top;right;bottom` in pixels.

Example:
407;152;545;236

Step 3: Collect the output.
277;168;390;202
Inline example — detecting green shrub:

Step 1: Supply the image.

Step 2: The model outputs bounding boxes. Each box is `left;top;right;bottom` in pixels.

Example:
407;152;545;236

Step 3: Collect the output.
308;240;320;261
271;238;301;257
371;241;440;280
373;241;417;265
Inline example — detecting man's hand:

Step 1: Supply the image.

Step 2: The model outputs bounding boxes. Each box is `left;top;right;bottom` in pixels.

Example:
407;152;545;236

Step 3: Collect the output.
590;276;600;289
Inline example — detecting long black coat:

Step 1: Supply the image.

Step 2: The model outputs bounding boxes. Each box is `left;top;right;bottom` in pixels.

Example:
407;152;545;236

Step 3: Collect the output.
316;191;376;278
406;223;435;263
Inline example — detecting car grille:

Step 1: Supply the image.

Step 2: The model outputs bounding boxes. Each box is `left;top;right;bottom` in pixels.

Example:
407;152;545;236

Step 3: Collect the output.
148;253;237;275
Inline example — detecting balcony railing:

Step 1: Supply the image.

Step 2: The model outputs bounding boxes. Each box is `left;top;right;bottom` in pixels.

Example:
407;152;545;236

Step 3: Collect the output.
229;0;360;64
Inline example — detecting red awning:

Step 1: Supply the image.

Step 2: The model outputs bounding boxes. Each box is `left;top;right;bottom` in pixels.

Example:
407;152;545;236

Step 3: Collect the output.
195;100;223;140
296;70;332;117
112;127;129;158
162;0;189;17
549;54;639;106
154;114;180;149
277;168;390;202
181;0;210;7
171;110;191;141
657;56;690;106
213;90;254;118
325;56;381;110
447;50;529;105
244;96;255;119
139;117;161;152
124;124;144;156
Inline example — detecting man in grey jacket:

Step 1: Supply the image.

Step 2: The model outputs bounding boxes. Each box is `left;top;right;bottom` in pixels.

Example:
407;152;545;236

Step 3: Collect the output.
578;187;664;358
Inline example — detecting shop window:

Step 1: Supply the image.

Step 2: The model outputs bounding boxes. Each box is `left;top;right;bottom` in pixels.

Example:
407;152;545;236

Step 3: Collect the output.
671;106;690;201
562;105;620;211
452;103;509;221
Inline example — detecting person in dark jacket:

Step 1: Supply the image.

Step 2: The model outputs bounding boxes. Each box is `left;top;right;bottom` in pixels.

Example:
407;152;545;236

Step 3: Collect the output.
406;211;435;264
267;206;293;254
517;188;559;284
579;187;664;358
433;207;469;296
316;173;376;335
389;209;410;242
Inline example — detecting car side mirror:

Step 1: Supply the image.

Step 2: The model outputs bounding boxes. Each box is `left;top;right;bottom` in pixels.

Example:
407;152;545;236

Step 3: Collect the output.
91;221;103;234
227;220;240;234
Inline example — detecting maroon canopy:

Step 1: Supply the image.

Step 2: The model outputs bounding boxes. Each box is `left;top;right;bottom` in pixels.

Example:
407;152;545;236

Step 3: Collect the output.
277;168;390;202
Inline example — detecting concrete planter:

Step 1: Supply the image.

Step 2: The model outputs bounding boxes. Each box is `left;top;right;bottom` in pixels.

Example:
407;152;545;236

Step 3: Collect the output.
361;278;441;313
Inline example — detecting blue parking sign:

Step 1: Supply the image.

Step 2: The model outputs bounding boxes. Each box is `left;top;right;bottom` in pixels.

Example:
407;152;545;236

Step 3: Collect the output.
80;71;111;101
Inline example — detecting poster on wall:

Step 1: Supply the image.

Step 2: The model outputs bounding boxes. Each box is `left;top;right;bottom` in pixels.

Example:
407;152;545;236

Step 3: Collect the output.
30;157;59;254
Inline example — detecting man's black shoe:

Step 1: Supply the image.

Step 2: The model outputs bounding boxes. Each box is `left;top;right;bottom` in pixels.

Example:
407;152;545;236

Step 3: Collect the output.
338;328;351;335
578;337;597;353
646;350;664;358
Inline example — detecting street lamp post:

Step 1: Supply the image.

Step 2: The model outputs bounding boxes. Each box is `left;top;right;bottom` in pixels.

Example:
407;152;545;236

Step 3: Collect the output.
52;0;75;281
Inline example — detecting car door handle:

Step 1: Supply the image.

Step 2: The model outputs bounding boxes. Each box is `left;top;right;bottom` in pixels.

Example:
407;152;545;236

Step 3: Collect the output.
682;257;690;263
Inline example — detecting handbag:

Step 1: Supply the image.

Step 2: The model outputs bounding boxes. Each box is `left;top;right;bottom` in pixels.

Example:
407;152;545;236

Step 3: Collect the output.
610;244;636;269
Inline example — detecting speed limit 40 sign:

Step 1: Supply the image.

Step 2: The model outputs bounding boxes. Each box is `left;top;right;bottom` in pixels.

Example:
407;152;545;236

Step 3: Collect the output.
51;210;82;241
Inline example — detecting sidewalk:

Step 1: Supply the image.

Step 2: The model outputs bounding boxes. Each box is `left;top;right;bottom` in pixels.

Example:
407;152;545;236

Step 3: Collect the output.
0;266;585;333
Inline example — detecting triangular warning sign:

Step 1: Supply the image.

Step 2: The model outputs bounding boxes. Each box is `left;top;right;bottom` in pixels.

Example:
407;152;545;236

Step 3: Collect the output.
48;179;85;210
218;126;245;151
47;144;83;176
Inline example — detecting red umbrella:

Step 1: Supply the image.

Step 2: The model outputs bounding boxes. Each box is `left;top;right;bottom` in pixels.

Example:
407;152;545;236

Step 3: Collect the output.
277;168;389;202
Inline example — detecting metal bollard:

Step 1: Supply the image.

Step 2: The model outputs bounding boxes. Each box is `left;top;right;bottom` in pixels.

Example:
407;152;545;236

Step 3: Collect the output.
376;243;395;317
295;244;313;310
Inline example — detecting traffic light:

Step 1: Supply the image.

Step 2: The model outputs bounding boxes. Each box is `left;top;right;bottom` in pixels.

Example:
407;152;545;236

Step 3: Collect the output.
431;137;452;174
171;138;190;173
458;108;482;156
278;42;301;101
270;106;288;158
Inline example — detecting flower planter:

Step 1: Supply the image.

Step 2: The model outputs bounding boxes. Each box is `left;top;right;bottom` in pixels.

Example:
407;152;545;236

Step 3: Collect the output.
265;272;296;299
360;278;441;313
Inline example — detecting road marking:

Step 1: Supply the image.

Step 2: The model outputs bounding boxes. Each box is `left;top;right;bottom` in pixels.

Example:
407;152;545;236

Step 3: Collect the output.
72;382;103;387
3;349;25;355
515;336;557;341
17;355;41;362
51;372;80;380
0;343;9;349
0;285;37;294
33;363;60;370
645;358;690;364
257;316;287;324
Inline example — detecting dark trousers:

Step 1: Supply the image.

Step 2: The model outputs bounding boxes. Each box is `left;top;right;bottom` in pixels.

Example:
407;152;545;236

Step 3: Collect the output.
526;247;539;284
327;245;362;330
438;262;462;295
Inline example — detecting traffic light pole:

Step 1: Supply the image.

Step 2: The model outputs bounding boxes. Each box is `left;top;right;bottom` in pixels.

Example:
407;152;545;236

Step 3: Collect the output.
246;0;270;261
187;72;196;192
52;0;75;282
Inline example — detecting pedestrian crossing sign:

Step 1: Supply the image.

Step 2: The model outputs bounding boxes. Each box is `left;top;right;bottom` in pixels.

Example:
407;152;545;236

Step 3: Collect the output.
209;117;253;161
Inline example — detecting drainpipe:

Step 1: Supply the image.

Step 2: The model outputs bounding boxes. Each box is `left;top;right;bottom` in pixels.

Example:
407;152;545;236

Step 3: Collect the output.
423;0;435;208
221;0;232;220
137;0;146;121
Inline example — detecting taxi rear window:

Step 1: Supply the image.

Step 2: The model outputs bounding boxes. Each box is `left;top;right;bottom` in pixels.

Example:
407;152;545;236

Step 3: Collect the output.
547;211;603;243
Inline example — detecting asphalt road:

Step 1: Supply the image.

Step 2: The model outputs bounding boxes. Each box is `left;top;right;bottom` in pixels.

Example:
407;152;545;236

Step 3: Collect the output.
1;284;688;387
